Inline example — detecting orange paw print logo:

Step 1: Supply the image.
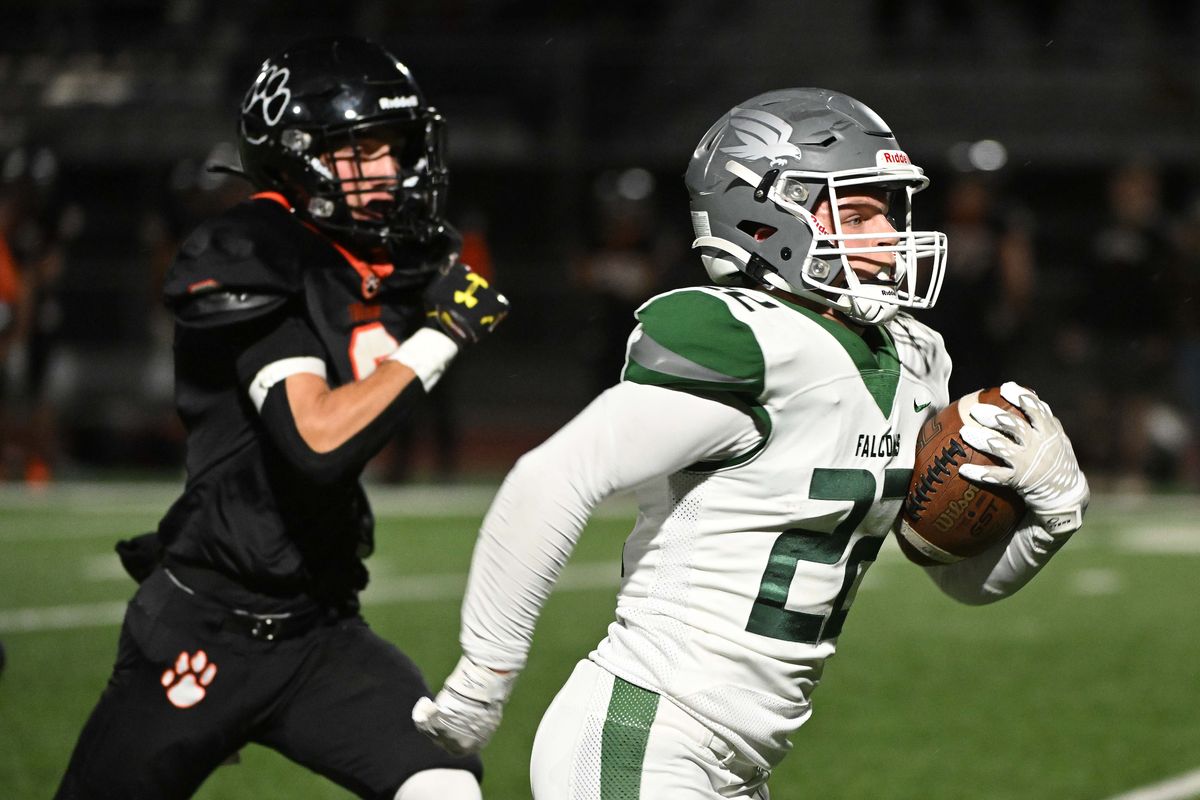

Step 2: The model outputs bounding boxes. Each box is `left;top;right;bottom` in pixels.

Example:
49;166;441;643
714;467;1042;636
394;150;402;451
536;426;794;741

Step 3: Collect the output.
161;650;217;709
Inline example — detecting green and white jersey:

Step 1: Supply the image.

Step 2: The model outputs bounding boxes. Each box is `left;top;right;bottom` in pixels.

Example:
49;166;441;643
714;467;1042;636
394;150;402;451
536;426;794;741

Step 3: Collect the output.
589;285;951;769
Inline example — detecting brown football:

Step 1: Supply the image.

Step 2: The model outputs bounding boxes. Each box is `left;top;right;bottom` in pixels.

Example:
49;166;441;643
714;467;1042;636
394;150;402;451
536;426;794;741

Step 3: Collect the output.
897;387;1027;566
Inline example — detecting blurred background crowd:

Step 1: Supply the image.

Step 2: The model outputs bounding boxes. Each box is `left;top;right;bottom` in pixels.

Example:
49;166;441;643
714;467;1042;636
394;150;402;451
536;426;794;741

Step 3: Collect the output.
0;0;1197;491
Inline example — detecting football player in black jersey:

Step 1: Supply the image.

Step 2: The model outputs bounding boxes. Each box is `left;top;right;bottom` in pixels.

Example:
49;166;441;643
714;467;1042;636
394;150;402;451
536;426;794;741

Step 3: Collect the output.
54;37;507;800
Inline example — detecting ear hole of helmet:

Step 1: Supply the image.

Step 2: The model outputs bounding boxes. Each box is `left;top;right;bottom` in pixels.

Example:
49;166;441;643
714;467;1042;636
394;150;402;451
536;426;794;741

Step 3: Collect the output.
736;220;777;240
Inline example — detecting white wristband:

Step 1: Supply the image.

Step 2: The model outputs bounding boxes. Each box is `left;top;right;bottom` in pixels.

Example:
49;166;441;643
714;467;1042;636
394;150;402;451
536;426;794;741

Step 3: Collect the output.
387;327;459;390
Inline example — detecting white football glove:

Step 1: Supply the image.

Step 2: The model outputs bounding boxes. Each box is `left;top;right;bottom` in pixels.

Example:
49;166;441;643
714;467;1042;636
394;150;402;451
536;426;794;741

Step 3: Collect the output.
412;655;517;756
959;381;1090;536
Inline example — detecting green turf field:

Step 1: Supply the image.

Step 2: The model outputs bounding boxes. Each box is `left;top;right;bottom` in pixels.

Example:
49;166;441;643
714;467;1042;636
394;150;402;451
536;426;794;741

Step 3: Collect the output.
1;484;1198;799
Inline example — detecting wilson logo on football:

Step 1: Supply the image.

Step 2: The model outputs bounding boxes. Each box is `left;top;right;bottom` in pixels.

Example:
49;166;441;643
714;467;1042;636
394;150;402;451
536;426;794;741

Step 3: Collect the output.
162;650;218;709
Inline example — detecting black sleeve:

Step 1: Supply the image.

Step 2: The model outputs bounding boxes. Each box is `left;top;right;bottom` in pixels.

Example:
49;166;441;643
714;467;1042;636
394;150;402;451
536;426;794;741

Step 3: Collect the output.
257;381;425;485
236;311;426;486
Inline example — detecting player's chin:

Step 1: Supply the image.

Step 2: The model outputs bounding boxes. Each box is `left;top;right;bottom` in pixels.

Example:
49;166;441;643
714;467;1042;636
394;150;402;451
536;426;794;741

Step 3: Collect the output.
348;198;397;222
849;262;896;285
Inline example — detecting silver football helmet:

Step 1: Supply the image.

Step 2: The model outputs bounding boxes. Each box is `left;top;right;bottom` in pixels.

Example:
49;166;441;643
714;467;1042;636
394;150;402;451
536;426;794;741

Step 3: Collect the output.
685;88;947;325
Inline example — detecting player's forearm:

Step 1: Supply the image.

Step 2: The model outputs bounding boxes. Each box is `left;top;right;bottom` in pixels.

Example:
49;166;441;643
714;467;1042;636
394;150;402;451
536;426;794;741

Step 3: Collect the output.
283;326;458;455
460;446;602;671
287;360;421;453
457;382;761;669
922;512;1070;605
250;359;424;484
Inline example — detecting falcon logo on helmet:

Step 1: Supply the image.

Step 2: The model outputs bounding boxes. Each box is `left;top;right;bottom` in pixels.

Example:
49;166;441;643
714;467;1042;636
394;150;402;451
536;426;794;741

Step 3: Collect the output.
721;110;804;166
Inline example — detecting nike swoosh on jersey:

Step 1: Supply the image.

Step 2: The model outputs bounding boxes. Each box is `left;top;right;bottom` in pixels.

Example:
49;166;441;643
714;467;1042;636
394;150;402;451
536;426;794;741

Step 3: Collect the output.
913;400;931;412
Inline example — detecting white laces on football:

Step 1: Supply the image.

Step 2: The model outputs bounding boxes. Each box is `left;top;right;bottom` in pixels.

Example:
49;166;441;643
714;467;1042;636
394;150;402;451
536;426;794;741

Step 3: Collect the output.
958;381;1089;535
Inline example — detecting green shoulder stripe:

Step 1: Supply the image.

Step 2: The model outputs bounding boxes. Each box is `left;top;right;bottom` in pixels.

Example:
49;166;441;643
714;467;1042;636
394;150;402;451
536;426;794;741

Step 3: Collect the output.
622;290;765;397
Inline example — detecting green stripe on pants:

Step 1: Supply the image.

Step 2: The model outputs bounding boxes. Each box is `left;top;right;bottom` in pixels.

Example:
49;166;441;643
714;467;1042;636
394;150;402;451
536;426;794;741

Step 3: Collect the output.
601;677;660;799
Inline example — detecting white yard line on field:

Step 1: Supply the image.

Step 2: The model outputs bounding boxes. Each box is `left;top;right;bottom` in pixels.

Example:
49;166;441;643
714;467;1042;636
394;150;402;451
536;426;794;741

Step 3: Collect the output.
1100;768;1200;800
0;562;622;635
0;482;640;543
1070;568;1123;596
1118;527;1200;554
0;600;130;634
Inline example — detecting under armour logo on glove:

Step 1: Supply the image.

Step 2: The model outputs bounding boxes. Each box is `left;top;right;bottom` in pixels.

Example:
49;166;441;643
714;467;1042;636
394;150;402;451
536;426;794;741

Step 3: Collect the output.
453;271;489;308
162;650;218;709
423;263;509;347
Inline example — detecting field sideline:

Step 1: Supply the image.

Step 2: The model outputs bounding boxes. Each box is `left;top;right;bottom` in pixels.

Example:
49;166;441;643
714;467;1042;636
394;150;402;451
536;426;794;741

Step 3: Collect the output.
1;483;1198;799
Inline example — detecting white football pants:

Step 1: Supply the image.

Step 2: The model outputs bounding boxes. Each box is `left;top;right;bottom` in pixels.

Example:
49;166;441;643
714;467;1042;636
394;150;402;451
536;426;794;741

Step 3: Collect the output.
530;659;771;799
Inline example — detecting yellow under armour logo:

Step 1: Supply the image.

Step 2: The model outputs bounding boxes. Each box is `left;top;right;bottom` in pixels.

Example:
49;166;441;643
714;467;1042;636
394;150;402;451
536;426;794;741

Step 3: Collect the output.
454;272;489;308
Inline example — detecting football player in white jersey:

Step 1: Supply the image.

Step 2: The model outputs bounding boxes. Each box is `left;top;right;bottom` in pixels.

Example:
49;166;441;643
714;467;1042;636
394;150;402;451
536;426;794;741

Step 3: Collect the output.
412;88;1090;798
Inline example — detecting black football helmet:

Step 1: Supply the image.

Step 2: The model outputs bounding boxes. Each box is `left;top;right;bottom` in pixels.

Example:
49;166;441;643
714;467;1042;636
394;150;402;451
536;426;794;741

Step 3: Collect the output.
238;37;450;265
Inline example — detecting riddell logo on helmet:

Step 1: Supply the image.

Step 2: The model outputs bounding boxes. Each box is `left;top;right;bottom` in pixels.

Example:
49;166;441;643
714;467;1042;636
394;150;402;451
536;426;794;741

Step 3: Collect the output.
876;150;911;166
379;95;419;110
801;208;831;236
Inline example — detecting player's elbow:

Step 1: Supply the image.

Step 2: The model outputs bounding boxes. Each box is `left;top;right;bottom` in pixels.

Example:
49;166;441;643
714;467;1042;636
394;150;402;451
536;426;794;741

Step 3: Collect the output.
292;414;346;455
924;566;1008;606
946;588;1006;606
286;446;359;486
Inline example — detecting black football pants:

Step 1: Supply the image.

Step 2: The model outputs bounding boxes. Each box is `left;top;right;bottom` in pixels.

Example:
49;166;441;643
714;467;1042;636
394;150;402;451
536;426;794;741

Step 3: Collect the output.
54;568;481;799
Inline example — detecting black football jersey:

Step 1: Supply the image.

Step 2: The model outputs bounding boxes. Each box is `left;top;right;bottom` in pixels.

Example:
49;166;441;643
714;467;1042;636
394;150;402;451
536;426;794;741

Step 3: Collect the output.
156;196;431;613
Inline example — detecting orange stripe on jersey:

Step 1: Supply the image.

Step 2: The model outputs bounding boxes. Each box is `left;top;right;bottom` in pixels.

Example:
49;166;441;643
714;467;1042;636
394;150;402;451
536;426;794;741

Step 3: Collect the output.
252;191;292;210
187;278;220;294
252;191;392;300
326;239;393;299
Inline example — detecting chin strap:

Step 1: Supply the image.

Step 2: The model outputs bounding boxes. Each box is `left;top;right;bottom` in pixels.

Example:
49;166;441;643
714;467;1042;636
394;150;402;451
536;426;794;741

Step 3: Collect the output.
692;235;791;292
724;160;766;191
694;232;897;325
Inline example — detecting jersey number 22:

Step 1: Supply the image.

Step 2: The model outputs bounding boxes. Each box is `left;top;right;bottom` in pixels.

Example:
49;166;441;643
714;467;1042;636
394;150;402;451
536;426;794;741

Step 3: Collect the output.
746;468;910;645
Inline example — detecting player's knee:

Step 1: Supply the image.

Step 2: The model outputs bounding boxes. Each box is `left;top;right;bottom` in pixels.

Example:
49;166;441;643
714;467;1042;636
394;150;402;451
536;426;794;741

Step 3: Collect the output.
394;768;481;800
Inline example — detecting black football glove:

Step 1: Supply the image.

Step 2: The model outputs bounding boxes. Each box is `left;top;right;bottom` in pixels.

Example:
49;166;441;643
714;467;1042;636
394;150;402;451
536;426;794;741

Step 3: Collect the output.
423;262;509;347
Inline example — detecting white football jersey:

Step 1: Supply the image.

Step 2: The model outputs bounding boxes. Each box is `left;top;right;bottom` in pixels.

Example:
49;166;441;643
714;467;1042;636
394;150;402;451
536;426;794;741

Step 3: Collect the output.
590;285;952;769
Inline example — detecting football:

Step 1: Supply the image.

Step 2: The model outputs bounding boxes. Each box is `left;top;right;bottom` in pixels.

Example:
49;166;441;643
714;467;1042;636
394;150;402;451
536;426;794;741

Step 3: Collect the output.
897;387;1027;566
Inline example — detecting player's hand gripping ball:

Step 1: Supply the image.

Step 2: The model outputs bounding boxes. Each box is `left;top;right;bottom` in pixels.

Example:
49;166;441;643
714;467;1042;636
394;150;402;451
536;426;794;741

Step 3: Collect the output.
898;387;1027;566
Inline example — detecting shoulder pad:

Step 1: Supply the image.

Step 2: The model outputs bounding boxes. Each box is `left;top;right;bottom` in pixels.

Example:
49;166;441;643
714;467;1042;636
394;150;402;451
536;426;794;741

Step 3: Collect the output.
888;312;953;389
622;288;765;397
163;199;312;312
173;290;288;328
